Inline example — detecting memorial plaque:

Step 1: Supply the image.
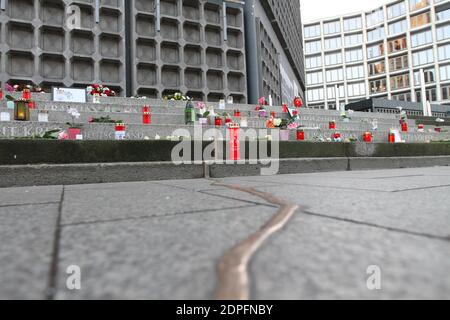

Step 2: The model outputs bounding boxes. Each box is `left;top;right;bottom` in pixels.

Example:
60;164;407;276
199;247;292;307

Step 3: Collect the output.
52;87;87;103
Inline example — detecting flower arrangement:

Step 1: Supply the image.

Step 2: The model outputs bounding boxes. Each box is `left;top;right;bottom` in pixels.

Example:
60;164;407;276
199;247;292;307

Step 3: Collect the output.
88;116;122;124
67;107;82;129
86;84;116;97
163;92;191;101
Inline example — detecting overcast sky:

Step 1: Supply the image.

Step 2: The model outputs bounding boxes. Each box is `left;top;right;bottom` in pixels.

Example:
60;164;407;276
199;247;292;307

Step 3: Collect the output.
300;0;388;23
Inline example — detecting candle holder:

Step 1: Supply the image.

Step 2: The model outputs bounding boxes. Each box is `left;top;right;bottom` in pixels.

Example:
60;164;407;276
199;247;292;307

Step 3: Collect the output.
14;99;30;121
329;121;336;130
296;129;305;141
142;105;151;124
38;110;49;123
22;89;31;100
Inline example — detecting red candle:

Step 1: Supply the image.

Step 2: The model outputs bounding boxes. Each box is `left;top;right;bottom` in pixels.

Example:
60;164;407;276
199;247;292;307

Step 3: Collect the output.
0;89;3;100
401;122;408;132
282;103;288;113
142;105;151;124
435;127;442;133
225;118;232;124
229;125;240;161
388;133;395;143
329;121;336;130
294;97;303;108
363;132;372;143
333;133;341;140
23;89;31;100
234;111;241;117
28;101;36;109
292;110;298;116
418;124;424;130
297;130;305;141
215;118;222;126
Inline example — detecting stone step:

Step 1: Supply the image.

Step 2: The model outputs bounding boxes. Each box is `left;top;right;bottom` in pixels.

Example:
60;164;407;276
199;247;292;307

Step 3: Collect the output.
1;121;448;143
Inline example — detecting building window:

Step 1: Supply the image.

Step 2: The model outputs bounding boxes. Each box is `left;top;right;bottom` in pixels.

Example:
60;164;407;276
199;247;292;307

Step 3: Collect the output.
307;71;323;85
412;48;433;66
304;24;321;38
438;44;450;61
344;33;363;47
409;0;429;12
346;65;364;80
325;51;343;66
387;2;406;19
326;68;344;82
324;37;342;50
306;55;322;69
368;60;386;76
411;30;432;47
387;37;407;53
414;68;435;85
307;88;325;101
343;16;362;31
305;40;322;54
437;24;450;41
367;43;385;59
327;85;345;99
347;82;366;97
436;8;450;22
345;48;363;63
416;87;437;102
367;27;385;42
389;55;409;71
390;73;410;90
440;65;450;81
392;92;411;101
366;8;384;27
442;84;450;100
410;12;431;28
370;78;387;93
388;20;407;35
324;20;341;35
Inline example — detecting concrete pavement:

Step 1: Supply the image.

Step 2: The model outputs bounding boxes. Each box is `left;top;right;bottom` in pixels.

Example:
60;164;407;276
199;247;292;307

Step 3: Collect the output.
1;167;450;299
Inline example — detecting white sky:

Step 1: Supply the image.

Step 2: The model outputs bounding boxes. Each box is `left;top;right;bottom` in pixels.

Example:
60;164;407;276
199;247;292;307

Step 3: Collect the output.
300;0;388;23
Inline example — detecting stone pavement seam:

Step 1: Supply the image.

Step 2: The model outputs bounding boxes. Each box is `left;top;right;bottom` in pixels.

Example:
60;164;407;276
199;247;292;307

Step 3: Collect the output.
0;201;60;209
392;184;450;193
45;186;65;300
198;190;279;208
301;209;450;243
60;204;261;228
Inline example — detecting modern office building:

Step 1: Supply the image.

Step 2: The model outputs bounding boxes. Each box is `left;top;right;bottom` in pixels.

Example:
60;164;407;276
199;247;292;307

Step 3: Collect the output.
303;0;450;110
0;0;304;104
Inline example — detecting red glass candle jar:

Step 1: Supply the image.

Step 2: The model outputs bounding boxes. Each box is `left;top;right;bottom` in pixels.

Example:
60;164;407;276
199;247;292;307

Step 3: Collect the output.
234;111;241;117
282;103;288;113
329;121;336;129
296;130;305;141
225;118;232;125
68;128;81;140
270;111;276;118
363;132;372;143
28;101;36;109
142;106;151;124
22;89;31;100
294;97;302;108
401;122;408;132
215;117;223;126
388;133;395;143
333;133;341;140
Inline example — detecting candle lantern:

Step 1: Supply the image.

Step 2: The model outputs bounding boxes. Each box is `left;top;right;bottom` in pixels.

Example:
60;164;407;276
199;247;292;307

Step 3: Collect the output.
363;132;372;143
142;105;151;124
329;121;336;130
225;117;232;125
234;110;241;117
333;132;342;142
14;99;30;121
115;123;126;140
296;129;305;141
22;89;31;100
228;123;240;161
401;122;408;132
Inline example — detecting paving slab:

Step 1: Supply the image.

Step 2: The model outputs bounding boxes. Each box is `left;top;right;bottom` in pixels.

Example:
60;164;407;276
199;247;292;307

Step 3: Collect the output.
55;206;276;300
0;185;62;206
0;204;59;299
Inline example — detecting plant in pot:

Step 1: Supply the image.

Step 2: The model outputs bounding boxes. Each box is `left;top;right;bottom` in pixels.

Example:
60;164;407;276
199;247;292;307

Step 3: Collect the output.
258;106;267;118
277;119;291;141
66;107;83;140
197;109;210;126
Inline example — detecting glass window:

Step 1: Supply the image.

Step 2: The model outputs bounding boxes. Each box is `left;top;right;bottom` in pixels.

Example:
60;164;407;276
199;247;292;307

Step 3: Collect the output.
436;8;450;22
410;12;431;28
388;20;407;35
326;68;344;82
409;0;429;12
305;40;322;54
307;88;325;101
440;65;450;81
343;16;362;31
324;20;341;35
324;37;342;50
367;27;385;42
347;82;366;97
370;78;387;93
389;55;409;71
442;84;450;100
388;37;407;53
438;44;450;61
344;33;363;47
437;24;450;41
368;60;386;76
366;8;384;27
414;68;435;85
304;24;321;38
413;48;434;66
392;92;411;101
411;30;432;47
325;51;342;66
367;43;385;59
346;65;364;80
387;2;406;19
306;55;322;69
416;87;437;102
327;85;345;99
390;73;410;90
345;48;363;63
307;71;324;85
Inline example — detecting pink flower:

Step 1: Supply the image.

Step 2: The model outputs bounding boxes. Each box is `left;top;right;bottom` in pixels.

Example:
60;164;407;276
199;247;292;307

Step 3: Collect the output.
58;131;69;140
258;97;266;106
5;83;14;93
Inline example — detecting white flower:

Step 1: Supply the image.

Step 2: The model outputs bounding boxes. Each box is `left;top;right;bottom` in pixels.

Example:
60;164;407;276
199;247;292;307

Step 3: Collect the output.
155;134;161;140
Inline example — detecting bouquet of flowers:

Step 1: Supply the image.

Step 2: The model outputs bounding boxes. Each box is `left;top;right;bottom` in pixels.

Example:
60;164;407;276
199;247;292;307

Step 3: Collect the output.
86;84;117;97
163;92;191;101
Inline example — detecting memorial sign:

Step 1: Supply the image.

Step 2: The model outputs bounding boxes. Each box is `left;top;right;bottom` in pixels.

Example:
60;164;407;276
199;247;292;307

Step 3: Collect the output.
52;87;87;103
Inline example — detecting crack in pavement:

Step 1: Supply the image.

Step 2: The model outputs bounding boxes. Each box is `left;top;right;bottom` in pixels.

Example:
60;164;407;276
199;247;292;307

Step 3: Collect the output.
211;180;300;300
